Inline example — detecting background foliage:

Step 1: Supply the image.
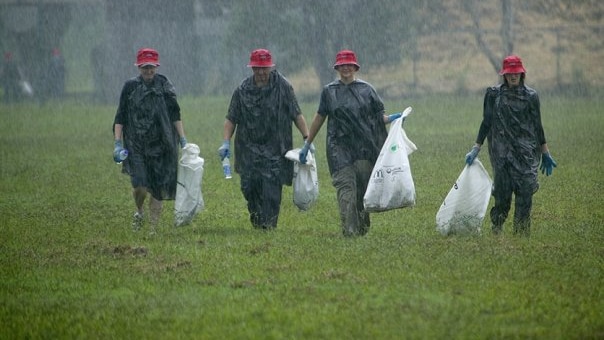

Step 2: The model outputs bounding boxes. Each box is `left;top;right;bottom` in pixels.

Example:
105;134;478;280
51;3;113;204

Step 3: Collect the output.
1;0;602;99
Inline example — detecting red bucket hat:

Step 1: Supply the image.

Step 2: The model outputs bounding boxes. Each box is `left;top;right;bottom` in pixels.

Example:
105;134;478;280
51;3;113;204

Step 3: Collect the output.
135;48;160;67
499;55;526;75
333;50;360;69
247;49;275;68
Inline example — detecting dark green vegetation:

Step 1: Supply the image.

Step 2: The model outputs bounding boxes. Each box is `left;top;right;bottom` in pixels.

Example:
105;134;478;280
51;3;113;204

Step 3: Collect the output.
1;95;602;338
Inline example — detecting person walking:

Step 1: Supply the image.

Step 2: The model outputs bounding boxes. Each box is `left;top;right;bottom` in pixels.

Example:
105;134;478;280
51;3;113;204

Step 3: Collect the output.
218;48;310;230
113;48;188;233
38;48;66;104
299;50;403;237
465;55;557;236
2;52;21;103
48;48;66;99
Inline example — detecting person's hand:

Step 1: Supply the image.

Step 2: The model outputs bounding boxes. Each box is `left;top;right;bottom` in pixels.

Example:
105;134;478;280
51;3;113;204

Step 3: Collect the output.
179;136;187;148
540;152;557;176
387;112;402;123
218;140;230;160
465;146;480;165
113;140;126;163
299;141;311;164
303;137;316;154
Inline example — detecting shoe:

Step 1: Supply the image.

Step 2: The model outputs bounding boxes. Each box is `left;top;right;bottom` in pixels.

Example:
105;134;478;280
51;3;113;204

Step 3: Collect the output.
491;225;502;235
132;212;144;231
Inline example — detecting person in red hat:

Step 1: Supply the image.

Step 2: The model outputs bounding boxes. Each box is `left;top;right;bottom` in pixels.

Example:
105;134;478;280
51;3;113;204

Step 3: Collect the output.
113;48;188;234
465;54;557;236
2;52;22;103
48;48;66;99
299;49;404;237
218;48;310;230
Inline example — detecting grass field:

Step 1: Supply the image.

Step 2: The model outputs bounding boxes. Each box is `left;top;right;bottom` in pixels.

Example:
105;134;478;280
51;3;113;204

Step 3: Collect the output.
0;93;602;339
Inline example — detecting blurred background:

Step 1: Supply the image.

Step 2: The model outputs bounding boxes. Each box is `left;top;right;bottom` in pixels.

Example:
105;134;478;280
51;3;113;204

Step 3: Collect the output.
0;0;602;103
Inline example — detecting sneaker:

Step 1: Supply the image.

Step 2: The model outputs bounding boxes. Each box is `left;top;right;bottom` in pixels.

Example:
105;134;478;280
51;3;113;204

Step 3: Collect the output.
132;212;144;231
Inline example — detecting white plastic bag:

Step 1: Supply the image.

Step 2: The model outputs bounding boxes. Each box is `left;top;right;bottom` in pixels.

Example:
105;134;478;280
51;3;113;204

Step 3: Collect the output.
20;80;34;97
174;143;204;227
436;159;492;236
285;148;319;211
364;107;416;212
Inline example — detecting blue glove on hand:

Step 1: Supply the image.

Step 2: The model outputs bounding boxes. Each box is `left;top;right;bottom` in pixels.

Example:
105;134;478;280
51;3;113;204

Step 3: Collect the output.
465;146;480;165
113;140;128;163
299;141;311;164
303;137;316;154
540;152;557;176
179;136;187;148
387;112;402;123
218;140;230;160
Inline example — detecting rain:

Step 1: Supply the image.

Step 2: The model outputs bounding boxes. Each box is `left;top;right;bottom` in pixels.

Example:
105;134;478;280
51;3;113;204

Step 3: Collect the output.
1;0;602;104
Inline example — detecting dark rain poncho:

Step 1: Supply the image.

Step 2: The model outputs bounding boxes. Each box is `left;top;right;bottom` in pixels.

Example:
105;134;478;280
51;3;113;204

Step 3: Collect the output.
113;74;181;200
227;70;301;186
318;79;388;175
476;83;546;183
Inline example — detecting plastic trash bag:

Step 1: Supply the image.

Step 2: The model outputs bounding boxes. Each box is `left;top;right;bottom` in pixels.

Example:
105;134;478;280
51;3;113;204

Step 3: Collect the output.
175;143;204;227
20;80;34;97
436;159;492;236
285;148;319;211
364;107;416;212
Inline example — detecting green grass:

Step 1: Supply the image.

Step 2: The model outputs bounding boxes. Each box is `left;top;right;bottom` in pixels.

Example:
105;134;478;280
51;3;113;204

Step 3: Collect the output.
0;94;602;339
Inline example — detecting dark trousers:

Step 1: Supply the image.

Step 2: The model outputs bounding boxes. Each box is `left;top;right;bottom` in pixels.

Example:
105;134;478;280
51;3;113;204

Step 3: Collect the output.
4;83;20;103
240;165;283;229
331;160;373;236
490;163;538;236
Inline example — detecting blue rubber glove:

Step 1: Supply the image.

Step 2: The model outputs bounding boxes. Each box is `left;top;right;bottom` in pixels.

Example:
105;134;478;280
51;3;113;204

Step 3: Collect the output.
387;112;402;123
465;146;480;165
218;140;230;160
113;140;127;163
179;136;187;148
299;141;311;164
303;137;316;154
540;152;557;176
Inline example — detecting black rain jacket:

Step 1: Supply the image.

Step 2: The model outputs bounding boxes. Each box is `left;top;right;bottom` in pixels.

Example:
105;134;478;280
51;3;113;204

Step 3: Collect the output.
476;83;546;176
113;74;181;200
318;79;388;175
227;70;301;186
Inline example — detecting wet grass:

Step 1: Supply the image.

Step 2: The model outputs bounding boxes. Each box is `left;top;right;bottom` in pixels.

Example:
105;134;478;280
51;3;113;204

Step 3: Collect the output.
0;94;602;339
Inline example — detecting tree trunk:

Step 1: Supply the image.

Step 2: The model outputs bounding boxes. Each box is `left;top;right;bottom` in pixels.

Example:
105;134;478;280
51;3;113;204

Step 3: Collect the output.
501;0;514;56
303;1;335;88
464;0;515;75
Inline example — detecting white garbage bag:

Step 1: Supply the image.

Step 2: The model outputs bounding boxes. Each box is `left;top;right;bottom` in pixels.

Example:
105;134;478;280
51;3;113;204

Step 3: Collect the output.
174;143;204;227
285;148;319;211
436;159;492;236
364;107;416;212
20;80;34;97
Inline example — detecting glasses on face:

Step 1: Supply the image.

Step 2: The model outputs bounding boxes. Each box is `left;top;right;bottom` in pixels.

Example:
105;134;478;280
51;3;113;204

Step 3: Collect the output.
140;65;157;70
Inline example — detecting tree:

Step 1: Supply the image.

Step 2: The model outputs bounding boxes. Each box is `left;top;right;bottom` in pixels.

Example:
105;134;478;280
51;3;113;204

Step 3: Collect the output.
463;0;514;74
224;0;433;88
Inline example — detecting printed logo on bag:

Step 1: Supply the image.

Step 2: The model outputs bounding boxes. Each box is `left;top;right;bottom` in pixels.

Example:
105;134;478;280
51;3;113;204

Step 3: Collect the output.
386;166;406;178
372;166;406;182
389;144;398;152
